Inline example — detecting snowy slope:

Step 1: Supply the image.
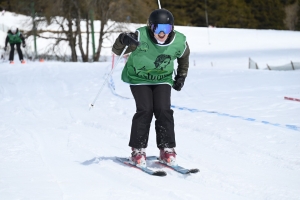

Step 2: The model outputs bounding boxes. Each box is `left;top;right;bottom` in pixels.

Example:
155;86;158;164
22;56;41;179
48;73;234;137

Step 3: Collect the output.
1;12;300;200
1;61;300;200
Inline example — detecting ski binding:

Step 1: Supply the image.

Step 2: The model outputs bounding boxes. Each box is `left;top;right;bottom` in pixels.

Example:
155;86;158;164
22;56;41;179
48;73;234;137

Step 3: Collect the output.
147;156;200;174
116;157;167;176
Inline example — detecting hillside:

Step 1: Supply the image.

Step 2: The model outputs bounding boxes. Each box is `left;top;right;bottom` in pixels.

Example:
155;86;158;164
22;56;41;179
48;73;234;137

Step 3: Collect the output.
1;11;300;200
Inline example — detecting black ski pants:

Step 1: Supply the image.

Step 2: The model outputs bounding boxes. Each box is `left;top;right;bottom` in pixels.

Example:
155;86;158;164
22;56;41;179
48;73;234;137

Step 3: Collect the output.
129;84;176;149
9;43;23;61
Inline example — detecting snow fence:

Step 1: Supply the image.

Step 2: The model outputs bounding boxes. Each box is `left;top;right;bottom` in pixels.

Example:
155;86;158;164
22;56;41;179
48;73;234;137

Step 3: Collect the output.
249;58;300;71
249;58;259;69
266;62;300;71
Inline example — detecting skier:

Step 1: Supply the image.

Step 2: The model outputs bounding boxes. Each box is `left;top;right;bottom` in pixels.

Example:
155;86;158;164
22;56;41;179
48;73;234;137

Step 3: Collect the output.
112;8;190;167
4;26;26;64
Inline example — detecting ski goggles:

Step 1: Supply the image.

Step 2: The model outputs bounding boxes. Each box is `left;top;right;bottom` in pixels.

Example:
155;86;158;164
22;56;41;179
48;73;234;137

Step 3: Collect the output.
151;24;173;34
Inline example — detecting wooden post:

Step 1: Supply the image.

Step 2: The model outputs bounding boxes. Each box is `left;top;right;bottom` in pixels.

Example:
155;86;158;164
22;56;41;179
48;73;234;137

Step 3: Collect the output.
249;58;250;69
291;61;295;70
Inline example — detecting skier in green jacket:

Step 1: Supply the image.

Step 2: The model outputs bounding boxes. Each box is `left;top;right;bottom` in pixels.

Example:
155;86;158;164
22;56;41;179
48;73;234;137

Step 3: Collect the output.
112;8;190;167
4;26;26;64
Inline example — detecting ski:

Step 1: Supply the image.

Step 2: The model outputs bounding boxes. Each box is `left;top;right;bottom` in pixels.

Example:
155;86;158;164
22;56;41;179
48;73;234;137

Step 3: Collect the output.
147;156;200;174
116;157;167;176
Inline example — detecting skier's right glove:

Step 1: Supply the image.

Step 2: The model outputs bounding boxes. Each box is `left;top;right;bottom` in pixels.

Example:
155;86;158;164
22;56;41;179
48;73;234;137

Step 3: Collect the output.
22;43;26;48
119;33;140;46
4;46;7;51
173;75;186;91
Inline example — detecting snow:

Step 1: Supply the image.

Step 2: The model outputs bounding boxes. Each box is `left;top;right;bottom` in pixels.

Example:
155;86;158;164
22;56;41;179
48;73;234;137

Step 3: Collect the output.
1;12;300;200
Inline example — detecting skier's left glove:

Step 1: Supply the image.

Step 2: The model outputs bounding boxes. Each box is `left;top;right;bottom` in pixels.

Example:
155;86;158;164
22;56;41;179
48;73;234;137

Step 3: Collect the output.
22;43;26;48
173;75;186;91
119;33;140;46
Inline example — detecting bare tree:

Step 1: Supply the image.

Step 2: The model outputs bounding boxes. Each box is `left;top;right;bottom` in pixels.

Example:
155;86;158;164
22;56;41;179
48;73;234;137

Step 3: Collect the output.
52;0;79;61
284;1;299;30
93;0;129;61
10;0;131;62
72;0;90;62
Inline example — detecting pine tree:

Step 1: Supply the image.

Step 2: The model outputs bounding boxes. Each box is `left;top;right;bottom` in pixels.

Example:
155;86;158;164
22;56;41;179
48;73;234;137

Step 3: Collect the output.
161;0;194;25
295;0;300;30
208;0;256;28
187;0;206;26
246;0;286;29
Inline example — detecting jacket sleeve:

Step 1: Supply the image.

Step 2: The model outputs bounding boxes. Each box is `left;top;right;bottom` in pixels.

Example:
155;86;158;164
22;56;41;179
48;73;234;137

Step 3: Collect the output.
112;32;138;55
176;42;190;77
5;36;8;47
19;33;25;44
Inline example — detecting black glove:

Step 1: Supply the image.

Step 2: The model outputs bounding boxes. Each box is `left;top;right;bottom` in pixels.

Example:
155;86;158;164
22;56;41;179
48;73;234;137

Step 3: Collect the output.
22;43;26;48
4;46;7;51
120;33;140;46
173;75;186;91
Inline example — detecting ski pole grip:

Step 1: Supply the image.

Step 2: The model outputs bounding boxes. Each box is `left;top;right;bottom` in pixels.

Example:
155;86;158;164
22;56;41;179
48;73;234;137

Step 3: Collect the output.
131;38;140;46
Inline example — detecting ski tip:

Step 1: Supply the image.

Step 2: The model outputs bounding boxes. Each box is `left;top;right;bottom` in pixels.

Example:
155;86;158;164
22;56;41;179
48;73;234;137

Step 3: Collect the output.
153;171;167;176
189;168;200;174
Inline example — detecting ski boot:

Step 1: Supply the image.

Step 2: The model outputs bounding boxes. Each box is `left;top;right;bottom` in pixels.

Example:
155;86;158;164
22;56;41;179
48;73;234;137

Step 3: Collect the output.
9;60;14;64
21;60;26;64
130;148;146;168
159;148;177;166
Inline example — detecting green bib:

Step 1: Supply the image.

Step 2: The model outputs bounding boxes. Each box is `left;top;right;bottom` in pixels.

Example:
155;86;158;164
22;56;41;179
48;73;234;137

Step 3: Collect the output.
121;26;187;85
8;32;22;44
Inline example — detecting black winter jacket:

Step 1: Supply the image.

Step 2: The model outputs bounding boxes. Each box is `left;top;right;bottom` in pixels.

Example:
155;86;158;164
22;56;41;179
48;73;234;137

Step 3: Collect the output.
5;29;26;47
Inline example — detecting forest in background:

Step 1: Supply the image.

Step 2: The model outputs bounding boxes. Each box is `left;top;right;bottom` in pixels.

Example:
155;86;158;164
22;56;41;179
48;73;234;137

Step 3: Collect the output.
0;0;298;62
161;0;300;30
0;0;299;30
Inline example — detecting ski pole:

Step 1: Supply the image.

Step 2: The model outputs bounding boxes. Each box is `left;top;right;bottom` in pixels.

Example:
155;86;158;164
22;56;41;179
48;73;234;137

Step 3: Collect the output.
89;45;128;110
157;0;161;9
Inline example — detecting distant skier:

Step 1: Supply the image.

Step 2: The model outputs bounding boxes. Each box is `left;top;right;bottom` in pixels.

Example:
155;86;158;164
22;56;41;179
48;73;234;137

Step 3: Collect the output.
4;26;26;64
112;9;190;167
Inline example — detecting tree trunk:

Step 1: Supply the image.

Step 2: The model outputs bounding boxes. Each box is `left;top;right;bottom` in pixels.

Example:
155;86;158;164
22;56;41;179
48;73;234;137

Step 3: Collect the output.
94;18;106;61
284;2;299;30
66;18;77;62
73;0;89;62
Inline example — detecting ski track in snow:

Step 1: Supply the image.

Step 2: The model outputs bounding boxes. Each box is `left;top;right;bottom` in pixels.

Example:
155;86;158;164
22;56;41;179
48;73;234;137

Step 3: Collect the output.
109;71;300;132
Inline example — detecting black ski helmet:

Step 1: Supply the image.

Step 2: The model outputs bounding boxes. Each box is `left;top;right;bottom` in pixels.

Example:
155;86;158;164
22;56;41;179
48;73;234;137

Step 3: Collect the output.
148;9;174;26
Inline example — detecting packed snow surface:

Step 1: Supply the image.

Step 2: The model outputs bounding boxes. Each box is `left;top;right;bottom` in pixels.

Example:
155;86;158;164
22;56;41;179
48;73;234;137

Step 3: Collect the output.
1;12;300;200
